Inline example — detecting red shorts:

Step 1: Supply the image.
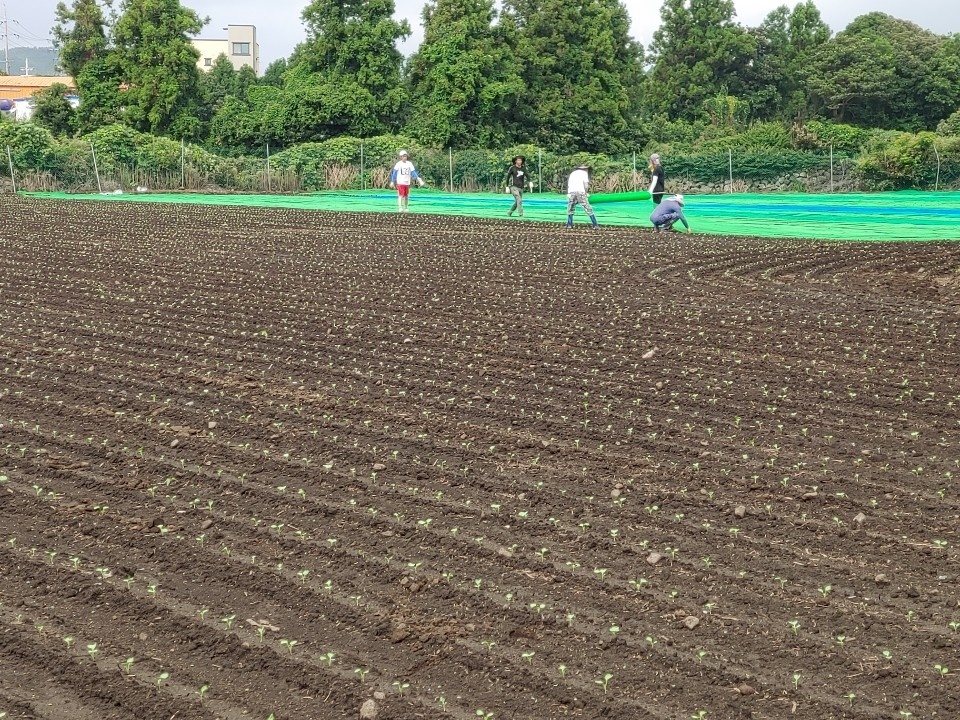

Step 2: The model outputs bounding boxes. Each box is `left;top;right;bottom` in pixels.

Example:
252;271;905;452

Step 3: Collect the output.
397;184;410;198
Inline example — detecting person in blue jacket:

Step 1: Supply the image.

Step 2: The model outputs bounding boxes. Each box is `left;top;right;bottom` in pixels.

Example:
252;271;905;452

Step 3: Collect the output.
650;194;691;232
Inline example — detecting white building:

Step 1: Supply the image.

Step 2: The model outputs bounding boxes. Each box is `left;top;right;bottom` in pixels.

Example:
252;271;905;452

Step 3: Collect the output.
193;25;259;75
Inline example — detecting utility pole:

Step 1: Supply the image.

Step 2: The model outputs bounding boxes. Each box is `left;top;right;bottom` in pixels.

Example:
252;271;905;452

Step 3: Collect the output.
3;4;10;76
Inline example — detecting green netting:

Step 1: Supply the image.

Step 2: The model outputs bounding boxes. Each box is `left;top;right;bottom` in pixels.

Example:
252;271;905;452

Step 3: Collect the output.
22;189;960;241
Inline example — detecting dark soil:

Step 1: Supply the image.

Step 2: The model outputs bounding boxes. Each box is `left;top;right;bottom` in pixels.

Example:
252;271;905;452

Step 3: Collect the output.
1;195;959;720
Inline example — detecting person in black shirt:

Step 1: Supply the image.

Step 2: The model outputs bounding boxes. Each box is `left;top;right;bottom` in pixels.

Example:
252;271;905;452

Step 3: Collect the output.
504;155;529;217
647;153;666;205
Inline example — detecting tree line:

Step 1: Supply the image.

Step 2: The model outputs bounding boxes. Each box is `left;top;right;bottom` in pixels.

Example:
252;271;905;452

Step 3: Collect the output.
26;0;960;156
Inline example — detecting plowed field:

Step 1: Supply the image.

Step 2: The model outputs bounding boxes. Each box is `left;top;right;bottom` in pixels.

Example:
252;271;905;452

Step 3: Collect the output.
1;195;959;720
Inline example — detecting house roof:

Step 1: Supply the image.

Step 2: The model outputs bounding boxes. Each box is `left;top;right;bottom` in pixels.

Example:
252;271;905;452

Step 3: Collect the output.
0;75;76;101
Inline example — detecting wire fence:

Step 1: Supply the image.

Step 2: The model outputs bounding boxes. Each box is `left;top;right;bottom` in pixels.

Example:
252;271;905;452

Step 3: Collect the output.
3;141;959;195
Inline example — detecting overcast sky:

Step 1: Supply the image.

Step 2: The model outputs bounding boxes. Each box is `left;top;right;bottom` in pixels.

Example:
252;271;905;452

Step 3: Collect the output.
7;0;960;69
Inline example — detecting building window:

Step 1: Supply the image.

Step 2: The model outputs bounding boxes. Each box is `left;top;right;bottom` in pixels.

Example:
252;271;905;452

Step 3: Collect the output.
204;58;212;66
232;42;251;57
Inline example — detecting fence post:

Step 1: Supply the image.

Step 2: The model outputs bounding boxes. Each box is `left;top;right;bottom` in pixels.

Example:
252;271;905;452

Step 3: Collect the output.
448;147;454;192
180;138;186;189
538;148;543;193
632;150;636;191
934;144;941;191
6;145;15;194
266;143;271;192
830;144;834;193
90;141;103;193
360;142;365;191
728;148;733;193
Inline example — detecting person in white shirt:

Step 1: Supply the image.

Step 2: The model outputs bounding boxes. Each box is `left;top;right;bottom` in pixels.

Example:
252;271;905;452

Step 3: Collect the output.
389;150;425;213
566;164;599;228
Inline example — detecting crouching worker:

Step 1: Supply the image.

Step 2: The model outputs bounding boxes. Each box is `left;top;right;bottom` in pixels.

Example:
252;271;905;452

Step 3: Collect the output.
650;194;691;232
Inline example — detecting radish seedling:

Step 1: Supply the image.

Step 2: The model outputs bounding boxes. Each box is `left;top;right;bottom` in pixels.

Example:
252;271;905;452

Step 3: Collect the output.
692;712;707;720
935;664;949;678
279;639;298;654
121;657;134;674
558;664;567;677
791;673;801;690
156;672;169;692
87;643;99;660
437;696;447;710
320;652;335;666
196;684;209;703
476;711;494;720
63;636;75;650
521;651;535;664
595;673;613;694
354;668;369;682
393;681;409;696
221;614;236;630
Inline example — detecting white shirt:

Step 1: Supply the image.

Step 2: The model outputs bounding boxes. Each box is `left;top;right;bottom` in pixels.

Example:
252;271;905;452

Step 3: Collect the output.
392;160;416;186
567;168;590;194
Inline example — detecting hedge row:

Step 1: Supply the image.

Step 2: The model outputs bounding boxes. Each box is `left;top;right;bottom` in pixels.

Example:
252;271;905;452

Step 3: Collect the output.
2;121;960;192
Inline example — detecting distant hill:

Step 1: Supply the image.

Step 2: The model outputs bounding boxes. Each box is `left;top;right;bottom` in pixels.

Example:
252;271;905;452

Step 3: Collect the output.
2;47;64;77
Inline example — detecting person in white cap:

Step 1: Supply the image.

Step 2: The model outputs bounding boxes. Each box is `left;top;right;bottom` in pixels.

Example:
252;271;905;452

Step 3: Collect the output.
389;149;425;212
647;153;666;204
649;194;691;232
565;163;599;228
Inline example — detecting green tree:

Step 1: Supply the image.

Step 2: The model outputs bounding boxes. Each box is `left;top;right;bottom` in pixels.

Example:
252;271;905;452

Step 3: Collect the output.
200;54;238;116
744;2;830;120
73;54;126;134
644;0;756;121
504;0;643;153
31;83;76;136
805;13;953;130
405;0;524;148
111;0;205;136
803;31;897;125
287;0;410;136
920;35;960;128
260;59;288;88
51;0;110;78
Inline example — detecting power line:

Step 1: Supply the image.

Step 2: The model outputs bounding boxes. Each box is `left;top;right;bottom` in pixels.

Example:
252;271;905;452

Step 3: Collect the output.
11;18;52;44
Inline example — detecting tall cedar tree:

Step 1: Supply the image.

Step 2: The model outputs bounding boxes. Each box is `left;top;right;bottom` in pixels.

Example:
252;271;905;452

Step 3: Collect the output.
286;0;409;138
111;0;205;137
405;0;524;148
503;0;643;153
644;0;756;121
51;0;110;78
743;2;830;121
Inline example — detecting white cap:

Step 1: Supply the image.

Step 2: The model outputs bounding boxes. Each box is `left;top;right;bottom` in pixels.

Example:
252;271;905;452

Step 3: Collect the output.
398;149;408;157
673;194;684;205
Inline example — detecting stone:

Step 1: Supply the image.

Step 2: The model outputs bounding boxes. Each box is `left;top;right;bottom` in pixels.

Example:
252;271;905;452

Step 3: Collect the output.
646;552;662;565
359;699;378;719
683;616;700;629
734;505;746;518
373;463;385;471
853;512;866;525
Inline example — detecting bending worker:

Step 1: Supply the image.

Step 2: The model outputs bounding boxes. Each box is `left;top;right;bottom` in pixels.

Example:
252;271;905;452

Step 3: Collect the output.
650;194;691;232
